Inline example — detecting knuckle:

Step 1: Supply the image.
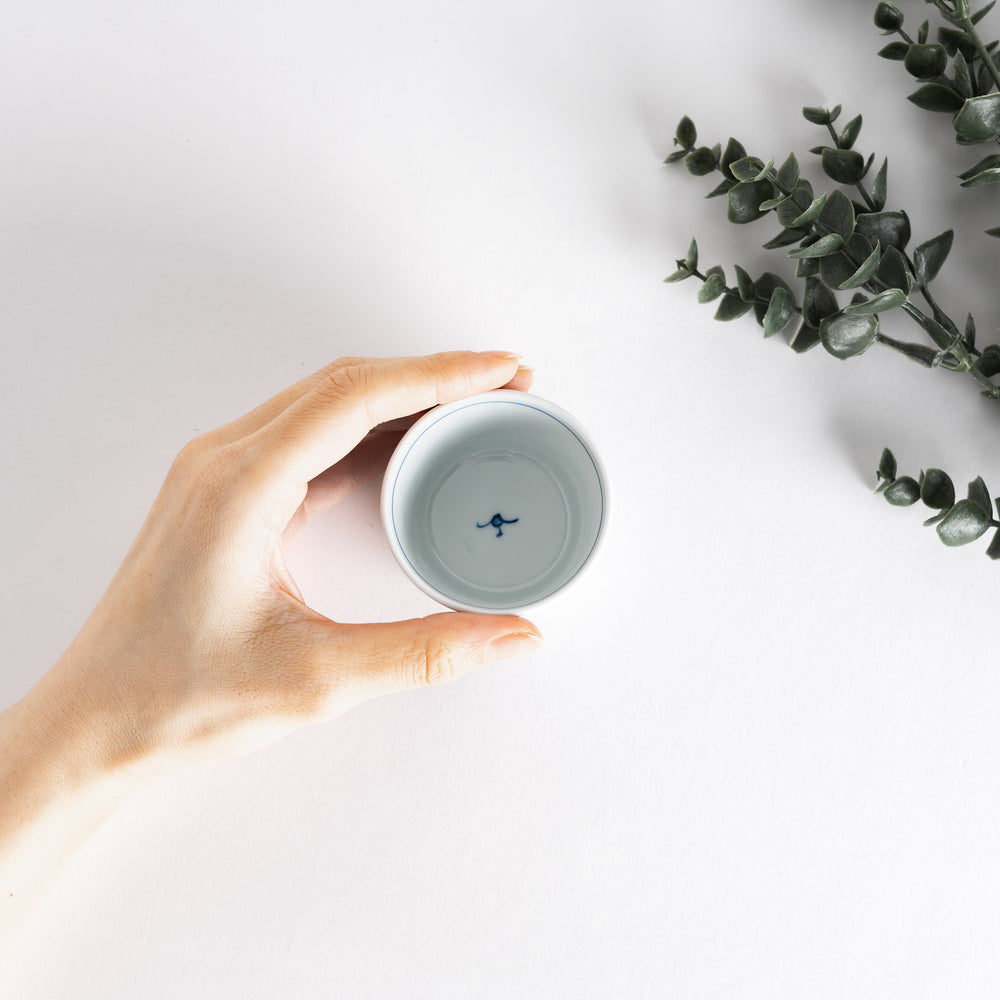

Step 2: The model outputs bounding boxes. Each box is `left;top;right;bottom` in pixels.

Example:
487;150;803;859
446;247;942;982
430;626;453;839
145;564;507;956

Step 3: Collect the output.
413;634;462;688
318;361;376;401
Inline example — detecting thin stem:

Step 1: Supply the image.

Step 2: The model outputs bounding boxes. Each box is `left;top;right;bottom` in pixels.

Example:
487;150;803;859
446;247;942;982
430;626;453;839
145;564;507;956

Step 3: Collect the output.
958;15;1000;91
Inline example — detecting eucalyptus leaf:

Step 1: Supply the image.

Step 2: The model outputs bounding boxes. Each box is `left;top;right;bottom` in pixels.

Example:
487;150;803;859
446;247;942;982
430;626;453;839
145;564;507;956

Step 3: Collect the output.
820;311;879;359
818;189;856;241
837;239;881;289
857;211;911;251
839;114;863;149
803;275;840;328
907;83;965;112
697;270;726;303
960;167;1000;187
884;476;921;505
875;334;938;367
727;180;774;224
844;287;908;314
715;292;753;321
777;152;800;189
921;468;956;509
878;448;898;484
871;158;888;210
987;529;1000;560
969;476;992;514
762;286;796;337
787;233;846;259
789;191;827;228
789;321;822;353
875;245;914;291
720;137;748;176
676;116;697;150
904;42;948;79
821;148;866;185
752;273;794;326
734;264;755;303
686;147;718;176
912;229;954;286
954;94;1000;140
878;41;910;60
937;499;992;546
729;156;768;182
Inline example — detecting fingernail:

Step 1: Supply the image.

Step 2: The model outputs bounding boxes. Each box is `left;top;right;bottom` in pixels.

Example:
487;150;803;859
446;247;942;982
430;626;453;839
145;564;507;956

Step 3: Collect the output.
479;350;522;364
487;629;544;662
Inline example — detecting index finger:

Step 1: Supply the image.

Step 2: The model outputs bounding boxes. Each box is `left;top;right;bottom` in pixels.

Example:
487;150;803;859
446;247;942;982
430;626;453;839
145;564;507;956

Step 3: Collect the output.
247;350;522;491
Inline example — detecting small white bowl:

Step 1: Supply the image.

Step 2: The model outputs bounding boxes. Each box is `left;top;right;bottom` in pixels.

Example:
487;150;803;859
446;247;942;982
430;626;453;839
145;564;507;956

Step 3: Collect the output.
381;390;609;614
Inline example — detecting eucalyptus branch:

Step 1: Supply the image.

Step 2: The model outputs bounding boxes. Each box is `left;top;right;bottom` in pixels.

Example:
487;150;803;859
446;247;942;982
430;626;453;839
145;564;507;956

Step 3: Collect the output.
875;0;1000;232
664;106;1000;397
664;4;1000;560
876;447;1000;556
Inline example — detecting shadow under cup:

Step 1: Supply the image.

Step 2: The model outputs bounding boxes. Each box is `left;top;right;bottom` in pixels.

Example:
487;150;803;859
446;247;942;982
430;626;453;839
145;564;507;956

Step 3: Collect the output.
381;391;608;614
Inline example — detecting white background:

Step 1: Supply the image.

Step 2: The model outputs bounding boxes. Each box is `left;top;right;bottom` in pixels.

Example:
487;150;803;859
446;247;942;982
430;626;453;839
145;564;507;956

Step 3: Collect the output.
4;0;1000;996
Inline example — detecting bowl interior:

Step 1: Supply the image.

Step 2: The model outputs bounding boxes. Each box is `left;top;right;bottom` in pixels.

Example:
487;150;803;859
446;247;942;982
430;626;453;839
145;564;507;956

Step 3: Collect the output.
386;395;605;612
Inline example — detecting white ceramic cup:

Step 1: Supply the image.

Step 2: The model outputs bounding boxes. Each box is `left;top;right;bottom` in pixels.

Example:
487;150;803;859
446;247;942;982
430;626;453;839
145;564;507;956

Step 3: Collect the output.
380;390;609;614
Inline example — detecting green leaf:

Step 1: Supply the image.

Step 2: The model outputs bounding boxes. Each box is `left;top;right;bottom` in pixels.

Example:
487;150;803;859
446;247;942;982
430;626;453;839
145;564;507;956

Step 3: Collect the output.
921;468;956;509
937;500;992;546
697;270;726;303
685;238;698;271
907;83;965;112
777;152;800;189
838;114;863;149
802;275;840;328
876;245;914;292
884;476;920;505
821;148;866;185
790;192;828;228
974;344;1000;377
762;286;796;337
803;106;833;125
957;154;1000;179
972;1;997;25
904;42;948;79
960;167;1000;187
787;233;845;259
789;320;821;353
856;211;911;251
986;227;1000;237
844;288;907;314
734;264;755;302
953;50;973;99
871;159;888;211
676;116;697;150
986;528;1000;558
820;311;879;358
715;292;753;321
966;313;977;352
878;41;910;60
969;476;992;514
685;147;718;176
720;137;748;176
752;273;793;326
727;180;774;224
838;240;881;289
664;264;693;283
912;230;953;286
818;189;856;241
729;156;768;182
762;228;810;249
878;447;898;484
874;2;905;31
954;94;1000;140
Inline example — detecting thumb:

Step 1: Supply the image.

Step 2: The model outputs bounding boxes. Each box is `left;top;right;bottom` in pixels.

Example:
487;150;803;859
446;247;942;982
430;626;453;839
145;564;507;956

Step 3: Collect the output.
329;612;543;699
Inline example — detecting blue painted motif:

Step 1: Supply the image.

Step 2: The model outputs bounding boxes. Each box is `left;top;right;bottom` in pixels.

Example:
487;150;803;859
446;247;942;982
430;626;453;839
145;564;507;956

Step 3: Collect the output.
477;513;519;537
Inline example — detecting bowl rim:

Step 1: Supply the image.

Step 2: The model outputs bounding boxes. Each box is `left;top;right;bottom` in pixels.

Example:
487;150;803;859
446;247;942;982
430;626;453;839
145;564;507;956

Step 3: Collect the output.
379;389;610;614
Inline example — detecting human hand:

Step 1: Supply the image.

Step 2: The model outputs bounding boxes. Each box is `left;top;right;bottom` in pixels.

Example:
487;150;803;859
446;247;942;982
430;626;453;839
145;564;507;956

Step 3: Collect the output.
26;350;542;785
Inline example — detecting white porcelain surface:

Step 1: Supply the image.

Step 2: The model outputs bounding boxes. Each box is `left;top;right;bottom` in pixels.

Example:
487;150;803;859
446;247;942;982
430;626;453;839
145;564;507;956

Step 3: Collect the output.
382;391;608;613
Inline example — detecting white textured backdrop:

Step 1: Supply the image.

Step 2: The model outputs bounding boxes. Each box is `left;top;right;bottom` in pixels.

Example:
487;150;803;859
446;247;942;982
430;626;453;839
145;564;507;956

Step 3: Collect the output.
4;0;1000;996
